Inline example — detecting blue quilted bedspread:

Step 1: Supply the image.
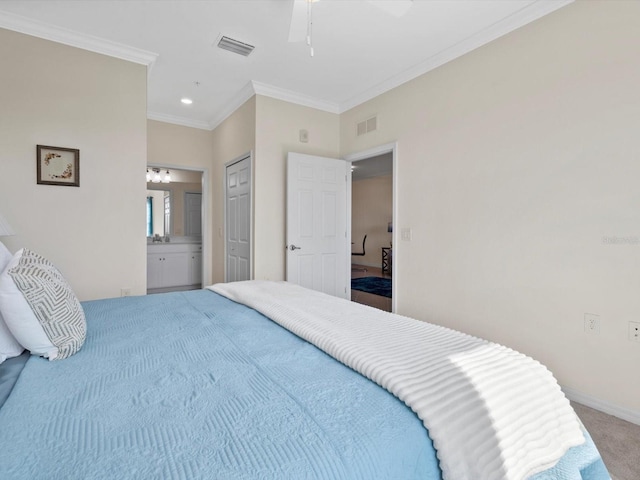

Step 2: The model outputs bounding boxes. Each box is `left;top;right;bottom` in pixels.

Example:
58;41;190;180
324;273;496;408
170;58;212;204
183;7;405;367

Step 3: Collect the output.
0;290;608;479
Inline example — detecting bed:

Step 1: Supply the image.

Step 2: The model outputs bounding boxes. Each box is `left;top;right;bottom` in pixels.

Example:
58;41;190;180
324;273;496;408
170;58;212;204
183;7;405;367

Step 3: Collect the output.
0;252;610;479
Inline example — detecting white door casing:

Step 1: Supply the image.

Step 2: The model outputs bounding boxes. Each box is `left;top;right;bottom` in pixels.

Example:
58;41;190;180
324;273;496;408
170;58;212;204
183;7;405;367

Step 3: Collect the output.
286;152;349;299
225;156;251;282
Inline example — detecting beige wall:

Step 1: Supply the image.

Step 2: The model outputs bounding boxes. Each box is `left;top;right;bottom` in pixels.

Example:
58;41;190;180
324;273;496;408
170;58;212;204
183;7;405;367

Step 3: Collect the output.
210;97;256;283
340;0;640;411
254;95;340;280
0;28;147;301
148;121;213;167
352;175;393;267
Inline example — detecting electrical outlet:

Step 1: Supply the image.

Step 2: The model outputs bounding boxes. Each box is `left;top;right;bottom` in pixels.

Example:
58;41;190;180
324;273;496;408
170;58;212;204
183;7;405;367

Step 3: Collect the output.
121;288;131;297
401;228;412;241
629;322;640;342
584;313;600;335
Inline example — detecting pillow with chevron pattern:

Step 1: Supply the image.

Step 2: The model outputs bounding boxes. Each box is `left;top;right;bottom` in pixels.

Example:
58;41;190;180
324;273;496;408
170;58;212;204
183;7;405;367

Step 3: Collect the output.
0;242;24;363
0;248;86;360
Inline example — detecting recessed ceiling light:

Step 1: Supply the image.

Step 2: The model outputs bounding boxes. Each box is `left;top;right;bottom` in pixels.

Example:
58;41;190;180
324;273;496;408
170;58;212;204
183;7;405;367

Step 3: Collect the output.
181;98;193;105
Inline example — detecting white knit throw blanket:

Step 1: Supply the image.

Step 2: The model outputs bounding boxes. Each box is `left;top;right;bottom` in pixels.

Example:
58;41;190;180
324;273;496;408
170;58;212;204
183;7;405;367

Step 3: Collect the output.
209;281;584;480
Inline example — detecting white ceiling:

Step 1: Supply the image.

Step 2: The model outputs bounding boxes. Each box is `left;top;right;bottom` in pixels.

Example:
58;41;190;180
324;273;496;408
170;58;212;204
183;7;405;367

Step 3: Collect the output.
0;0;572;130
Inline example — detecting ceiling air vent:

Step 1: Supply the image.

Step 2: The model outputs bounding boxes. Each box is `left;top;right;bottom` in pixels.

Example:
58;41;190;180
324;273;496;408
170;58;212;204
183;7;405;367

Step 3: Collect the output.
356;116;378;136
217;36;255;56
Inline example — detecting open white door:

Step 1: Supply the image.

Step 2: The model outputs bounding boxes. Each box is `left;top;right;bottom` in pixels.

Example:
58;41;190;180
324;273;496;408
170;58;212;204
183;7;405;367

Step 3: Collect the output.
287;152;349;299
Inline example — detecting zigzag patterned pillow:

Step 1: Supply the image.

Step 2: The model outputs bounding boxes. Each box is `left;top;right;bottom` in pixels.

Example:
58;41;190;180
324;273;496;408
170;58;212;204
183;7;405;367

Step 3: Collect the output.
0;248;86;360
0;242;24;363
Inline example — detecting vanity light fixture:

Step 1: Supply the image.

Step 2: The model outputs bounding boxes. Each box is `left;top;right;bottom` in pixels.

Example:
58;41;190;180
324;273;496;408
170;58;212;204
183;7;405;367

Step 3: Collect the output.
181;98;193;105
147;168;171;184
147;168;161;183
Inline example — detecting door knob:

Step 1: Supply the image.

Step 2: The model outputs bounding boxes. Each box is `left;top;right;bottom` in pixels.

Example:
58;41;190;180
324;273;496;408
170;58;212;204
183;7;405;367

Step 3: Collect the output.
289;244;301;251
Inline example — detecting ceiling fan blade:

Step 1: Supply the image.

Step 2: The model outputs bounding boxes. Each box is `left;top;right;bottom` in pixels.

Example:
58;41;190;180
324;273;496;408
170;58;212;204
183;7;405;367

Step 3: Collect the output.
367;0;413;18
288;0;308;42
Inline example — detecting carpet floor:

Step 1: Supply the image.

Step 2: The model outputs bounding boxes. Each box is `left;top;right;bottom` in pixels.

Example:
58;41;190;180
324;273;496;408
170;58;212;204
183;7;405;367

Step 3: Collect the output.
573;402;640;480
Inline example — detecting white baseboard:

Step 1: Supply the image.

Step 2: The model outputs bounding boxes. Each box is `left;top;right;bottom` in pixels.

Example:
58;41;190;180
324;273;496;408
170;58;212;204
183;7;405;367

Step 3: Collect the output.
562;385;640;426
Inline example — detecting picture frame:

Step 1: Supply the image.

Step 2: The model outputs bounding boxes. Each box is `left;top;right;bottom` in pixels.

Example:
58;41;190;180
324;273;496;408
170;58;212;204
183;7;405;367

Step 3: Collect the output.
36;145;80;187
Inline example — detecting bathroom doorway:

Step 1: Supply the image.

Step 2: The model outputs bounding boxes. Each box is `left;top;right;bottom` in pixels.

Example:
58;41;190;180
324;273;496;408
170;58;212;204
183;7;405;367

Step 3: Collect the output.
146;166;207;294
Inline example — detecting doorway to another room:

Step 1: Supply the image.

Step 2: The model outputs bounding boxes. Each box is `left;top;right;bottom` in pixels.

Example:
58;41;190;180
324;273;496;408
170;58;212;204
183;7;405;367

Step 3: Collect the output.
349;150;394;312
146;167;205;294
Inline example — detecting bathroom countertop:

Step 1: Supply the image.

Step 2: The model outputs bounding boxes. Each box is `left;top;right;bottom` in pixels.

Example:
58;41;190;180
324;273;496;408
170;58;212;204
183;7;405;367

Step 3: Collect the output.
147;236;202;245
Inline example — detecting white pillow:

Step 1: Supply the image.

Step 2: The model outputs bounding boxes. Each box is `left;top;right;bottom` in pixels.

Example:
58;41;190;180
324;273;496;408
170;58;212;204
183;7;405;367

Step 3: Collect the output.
0;242;24;363
0;312;24;363
0;248;86;360
0;241;11;270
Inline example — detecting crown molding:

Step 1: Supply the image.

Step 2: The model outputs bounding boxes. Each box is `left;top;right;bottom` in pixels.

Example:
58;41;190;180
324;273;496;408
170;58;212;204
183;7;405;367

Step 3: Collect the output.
339;0;574;113
207;80;341;131
147;111;212;131
3;0;573;133
148;82;256;132
207;0;573;123
251;81;340;114
207;81;257;131
0;10;158;68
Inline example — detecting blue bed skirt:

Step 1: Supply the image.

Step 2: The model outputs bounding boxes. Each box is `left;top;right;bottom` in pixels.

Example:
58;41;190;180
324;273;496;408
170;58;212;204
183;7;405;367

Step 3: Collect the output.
0;290;608;479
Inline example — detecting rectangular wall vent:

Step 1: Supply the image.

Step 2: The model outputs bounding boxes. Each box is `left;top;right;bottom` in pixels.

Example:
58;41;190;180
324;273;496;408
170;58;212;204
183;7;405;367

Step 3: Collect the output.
217;36;255;56
356;115;377;136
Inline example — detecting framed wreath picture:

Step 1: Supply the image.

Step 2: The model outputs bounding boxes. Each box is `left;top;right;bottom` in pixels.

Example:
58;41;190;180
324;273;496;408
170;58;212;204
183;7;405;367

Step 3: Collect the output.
37;145;80;187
